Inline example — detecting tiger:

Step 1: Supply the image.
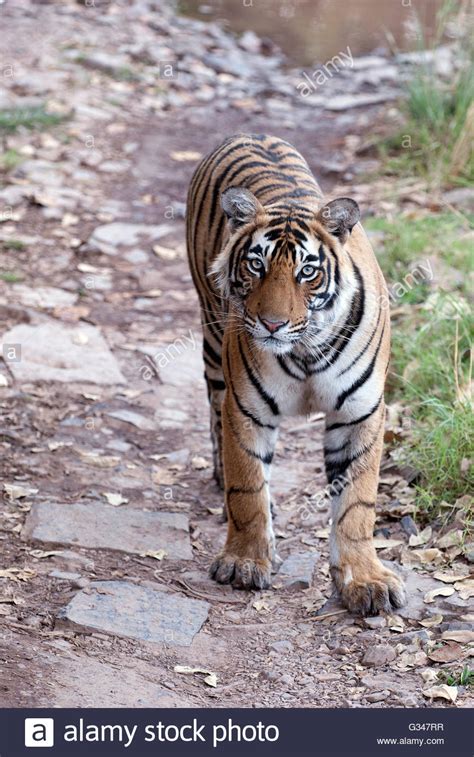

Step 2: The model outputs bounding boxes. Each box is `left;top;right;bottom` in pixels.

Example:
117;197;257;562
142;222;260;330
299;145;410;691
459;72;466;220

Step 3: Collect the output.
186;133;406;616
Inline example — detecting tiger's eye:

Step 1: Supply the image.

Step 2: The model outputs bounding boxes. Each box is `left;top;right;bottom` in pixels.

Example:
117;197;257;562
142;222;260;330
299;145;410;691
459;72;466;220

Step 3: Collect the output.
301;264;316;277
248;259;264;273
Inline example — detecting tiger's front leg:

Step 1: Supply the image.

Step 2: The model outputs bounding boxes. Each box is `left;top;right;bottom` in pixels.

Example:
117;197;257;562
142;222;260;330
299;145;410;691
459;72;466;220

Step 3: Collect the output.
209;344;278;590
324;403;406;615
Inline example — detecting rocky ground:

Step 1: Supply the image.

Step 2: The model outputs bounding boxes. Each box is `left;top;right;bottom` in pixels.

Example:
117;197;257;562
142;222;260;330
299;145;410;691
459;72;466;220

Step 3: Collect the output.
0;0;472;709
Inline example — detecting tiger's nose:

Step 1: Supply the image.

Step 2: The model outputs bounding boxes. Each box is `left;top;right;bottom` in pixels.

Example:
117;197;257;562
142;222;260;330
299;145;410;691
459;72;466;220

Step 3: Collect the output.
260;317;288;334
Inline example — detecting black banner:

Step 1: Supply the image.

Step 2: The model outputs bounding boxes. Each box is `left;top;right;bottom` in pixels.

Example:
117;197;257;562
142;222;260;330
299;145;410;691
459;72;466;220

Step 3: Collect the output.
1;707;471;756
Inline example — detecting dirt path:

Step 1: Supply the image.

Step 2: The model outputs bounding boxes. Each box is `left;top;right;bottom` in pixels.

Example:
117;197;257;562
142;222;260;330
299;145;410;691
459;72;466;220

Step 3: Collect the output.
0;0;472;710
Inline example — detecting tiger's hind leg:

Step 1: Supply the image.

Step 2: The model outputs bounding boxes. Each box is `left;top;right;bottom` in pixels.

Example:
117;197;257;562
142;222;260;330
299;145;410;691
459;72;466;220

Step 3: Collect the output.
205;372;225;490
202;323;226;490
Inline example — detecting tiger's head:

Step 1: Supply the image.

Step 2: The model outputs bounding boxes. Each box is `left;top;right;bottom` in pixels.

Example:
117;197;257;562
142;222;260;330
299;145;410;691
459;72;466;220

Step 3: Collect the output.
212;186;360;355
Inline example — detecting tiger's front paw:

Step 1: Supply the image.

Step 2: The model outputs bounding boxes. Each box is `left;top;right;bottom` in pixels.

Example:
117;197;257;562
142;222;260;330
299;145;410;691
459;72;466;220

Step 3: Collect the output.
332;563;406;616
210;552;271;590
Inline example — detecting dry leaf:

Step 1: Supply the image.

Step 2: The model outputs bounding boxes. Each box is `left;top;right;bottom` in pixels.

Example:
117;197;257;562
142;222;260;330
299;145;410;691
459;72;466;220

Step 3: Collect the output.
141;550;167;561
387;614;405;632
420;669;439;684
315;528;329;539
253;599;271;612
170;150;202;162
152;244;177;260
29;549;63;559
191;456;210;470
0;568;36;582
419;614;443;628
397;650;428;670
409;526;432;547
411;548;444;565
174;665;217;687
441;630;474;644
436;530;463;549
433;570;470;583
373;537;405;549
454;579;474;600
428;642;463;663
78;451;120;468
103;492;128;507
424;586;455;603
151;467;175;486
4;483;38;500
422;684;457;703
207;506;223;516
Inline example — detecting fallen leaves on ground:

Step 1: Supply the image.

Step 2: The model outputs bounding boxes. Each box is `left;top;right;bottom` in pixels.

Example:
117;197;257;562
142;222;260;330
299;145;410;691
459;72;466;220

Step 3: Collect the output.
141;549;167;561
424;586;455;603
170;150;202;162
4;483;38;500
29;549;63;559
174;665;217;687
408;526;432;547
0;568;36;582
78;450;120;468
102;492;128;507
422;684;458;703
441;630;474;644
419;614;443;627
191;456;210;470
428;642;464;663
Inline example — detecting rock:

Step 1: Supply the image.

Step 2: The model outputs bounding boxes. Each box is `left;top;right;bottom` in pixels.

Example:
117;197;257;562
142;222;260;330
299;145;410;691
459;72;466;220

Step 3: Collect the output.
269;640;294;654
1;322;126;385
324;93;398;111
401;515;418;537
23;502;193;559
443;187;474;212
276;551;319;590
58;581;209;646
11;285;77;310
364;616;387;629
361;644;397;667
366;690;390;703
89;222;173;255
73;52;131;76
464;542;474;563
360;674;401;691
124;249;149;264
99;160;131;174
239;31;262;54
106;409;155;431
49;570;81;581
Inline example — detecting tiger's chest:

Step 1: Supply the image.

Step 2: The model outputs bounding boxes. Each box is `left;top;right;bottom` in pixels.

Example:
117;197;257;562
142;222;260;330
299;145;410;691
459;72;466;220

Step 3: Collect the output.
260;356;339;417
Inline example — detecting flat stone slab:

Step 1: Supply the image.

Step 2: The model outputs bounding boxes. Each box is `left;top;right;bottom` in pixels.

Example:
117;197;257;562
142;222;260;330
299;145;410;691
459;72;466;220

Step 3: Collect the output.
58;581;209;646
276;550;319;590
10;284;78;309
23;502;193;559
89;222;173;255
1;322;126;384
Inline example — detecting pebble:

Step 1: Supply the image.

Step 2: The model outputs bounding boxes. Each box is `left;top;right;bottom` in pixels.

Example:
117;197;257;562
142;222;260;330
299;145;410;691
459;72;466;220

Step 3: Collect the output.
364;616;387;629
269;640;294;654
361;644;397;667
366;690;390;703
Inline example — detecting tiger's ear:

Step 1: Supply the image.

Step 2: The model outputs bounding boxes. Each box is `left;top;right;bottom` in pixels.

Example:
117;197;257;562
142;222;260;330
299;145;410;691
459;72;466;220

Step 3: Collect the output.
221;187;264;232
316;198;360;243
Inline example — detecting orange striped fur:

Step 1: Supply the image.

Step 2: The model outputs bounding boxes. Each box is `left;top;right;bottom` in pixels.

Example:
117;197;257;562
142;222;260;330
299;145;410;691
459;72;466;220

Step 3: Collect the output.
186;134;405;615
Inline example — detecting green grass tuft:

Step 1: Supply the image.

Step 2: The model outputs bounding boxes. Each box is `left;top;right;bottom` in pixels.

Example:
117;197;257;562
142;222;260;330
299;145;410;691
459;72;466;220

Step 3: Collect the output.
0;106;64;134
0;148;23;171
0;271;23;282
372;212;474;520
